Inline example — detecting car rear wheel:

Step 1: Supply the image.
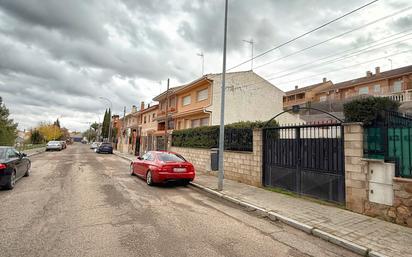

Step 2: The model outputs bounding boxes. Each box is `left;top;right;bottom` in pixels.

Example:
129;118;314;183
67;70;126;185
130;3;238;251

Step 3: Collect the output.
146;171;154;186
130;165;135;176
5;171;16;190
24;163;31;177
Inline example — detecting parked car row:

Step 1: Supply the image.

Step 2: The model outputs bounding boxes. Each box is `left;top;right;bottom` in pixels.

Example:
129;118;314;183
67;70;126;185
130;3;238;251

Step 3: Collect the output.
0;146;31;190
90;142;113;154
130;151;195;186
45;140;67;151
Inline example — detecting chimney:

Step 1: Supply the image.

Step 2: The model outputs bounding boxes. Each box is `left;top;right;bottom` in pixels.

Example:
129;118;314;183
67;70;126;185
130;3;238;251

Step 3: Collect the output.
131;105;137;113
140;101;145;111
366;71;372;77
375;66;380;75
295;85;298;90
323;77;327;83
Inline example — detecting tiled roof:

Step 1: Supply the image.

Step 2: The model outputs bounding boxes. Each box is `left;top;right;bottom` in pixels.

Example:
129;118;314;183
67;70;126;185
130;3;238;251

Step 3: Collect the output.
285;81;330;95
152;85;185;101
333;65;412;90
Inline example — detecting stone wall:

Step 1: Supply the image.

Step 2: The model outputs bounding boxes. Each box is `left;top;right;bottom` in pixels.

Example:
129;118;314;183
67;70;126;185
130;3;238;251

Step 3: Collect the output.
170;129;262;187
344;123;412;228
364;178;412;227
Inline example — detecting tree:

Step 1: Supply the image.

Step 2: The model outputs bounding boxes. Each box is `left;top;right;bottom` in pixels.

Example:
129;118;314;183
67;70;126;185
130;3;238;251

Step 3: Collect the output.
0;97;18;146
54;118;61;128
101;109;108;138
30;129;44;144
83;128;97;142
90;122;99;131
38;123;63;141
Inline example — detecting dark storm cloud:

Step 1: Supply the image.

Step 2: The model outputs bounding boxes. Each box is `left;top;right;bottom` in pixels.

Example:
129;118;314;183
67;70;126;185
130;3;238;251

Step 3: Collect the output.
0;0;107;43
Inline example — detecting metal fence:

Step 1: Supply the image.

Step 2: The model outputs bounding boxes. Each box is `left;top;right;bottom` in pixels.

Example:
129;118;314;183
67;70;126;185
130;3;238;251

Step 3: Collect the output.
263;123;345;203
364;111;412;178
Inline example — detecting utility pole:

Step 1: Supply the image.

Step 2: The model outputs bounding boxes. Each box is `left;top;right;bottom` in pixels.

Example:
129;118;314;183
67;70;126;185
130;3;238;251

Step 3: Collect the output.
197;52;204;75
164;78;170;151
218;0;228;191
122;106;126;146
242;38;254;70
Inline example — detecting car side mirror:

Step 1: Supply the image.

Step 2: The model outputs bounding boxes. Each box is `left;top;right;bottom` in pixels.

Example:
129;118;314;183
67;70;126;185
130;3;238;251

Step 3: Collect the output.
137;156;142;160
21;153;27;157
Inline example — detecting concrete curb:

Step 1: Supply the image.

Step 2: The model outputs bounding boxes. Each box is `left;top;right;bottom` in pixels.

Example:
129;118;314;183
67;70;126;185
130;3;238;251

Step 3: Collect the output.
113;152;134;162
189;181;386;257
27;148;46;157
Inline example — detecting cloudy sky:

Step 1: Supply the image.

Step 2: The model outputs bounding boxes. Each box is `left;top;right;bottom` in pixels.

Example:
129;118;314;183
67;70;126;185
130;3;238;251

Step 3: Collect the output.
0;0;411;131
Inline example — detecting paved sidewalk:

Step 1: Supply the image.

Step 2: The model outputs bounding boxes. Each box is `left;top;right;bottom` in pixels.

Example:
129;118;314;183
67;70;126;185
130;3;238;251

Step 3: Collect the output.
23;147;46;157
113;150;412;257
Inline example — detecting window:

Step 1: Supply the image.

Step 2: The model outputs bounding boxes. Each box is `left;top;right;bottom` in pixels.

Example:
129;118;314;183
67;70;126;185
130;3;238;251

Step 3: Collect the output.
359;86;369;95
393;81;402;93
178;121;182;129
157;152;186;162
144;116;147;124
141;153;149;160
7;149;19;159
146;153;155;161
197;88;208;101
374;84;381;93
169;96;176;107
152;113;155;119
168;120;175;129
200;117;209;126
191;119;200;128
319;95;327;102
182;95;191;106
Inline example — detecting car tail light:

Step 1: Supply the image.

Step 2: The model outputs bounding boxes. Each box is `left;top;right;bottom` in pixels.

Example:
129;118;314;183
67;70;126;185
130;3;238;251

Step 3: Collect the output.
0;164;6;169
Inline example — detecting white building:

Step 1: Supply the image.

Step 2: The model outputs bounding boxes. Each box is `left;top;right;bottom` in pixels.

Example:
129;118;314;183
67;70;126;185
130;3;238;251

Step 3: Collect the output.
205;71;301;125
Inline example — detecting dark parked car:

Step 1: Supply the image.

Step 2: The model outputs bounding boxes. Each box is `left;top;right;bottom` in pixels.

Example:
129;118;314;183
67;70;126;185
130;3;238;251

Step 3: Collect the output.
0;147;31;190
96;143;113;154
130;151;195;186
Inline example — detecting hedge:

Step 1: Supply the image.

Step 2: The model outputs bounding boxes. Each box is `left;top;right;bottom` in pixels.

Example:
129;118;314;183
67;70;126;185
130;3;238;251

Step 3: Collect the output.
343;97;400;125
171;120;277;151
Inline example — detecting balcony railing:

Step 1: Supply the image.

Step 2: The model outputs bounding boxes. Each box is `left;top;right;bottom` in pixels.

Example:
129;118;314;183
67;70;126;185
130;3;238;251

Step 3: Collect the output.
385;90;412;102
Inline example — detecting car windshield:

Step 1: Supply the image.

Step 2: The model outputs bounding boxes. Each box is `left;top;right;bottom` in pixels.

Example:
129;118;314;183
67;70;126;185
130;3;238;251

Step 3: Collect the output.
0;149;5;159
101;143;111;146
157;152;186;163
48;141;60;144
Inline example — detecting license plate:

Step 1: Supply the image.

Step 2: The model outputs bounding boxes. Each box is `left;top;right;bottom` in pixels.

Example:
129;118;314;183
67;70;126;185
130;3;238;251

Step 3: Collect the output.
173;167;186;172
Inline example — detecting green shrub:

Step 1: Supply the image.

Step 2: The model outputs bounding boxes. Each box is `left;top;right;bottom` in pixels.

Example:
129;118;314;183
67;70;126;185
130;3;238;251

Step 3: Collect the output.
343;97;400;125
171;120;274;150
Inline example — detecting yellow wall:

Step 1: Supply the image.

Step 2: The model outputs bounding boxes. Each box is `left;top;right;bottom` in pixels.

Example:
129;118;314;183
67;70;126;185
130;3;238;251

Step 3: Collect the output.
176;80;212;114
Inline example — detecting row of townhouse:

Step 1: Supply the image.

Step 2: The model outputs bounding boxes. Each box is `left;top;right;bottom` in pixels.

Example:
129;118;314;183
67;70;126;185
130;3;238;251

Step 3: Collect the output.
115;70;300;156
283;65;412;120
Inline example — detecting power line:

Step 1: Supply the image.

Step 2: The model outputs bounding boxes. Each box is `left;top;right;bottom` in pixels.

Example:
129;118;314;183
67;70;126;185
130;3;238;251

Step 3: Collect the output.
273;48;412;86
265;30;412;81
227;0;379;71
211;48;412;96
253;5;412;70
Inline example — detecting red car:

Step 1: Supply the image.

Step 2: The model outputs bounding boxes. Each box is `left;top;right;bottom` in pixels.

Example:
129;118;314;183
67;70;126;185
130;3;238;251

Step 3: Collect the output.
130;151;195;186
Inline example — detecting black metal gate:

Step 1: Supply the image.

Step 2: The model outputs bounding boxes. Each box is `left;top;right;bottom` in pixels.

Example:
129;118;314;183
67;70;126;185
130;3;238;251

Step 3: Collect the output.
263;123;345;203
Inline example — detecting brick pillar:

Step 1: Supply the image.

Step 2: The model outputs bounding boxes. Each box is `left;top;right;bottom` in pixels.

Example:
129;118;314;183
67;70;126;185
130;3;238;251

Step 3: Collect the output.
253;129;263;186
343;123;368;214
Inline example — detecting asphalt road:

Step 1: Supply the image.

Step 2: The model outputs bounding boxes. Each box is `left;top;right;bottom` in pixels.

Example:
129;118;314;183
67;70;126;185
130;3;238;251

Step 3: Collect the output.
0;144;359;257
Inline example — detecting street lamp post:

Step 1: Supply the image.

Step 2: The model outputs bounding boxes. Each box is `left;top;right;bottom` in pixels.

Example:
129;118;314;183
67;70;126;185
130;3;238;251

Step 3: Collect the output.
99;97;113;143
218;0;228;191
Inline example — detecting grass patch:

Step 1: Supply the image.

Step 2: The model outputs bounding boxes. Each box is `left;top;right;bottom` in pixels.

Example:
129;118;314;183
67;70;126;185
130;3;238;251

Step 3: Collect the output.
16;144;46;151
264;186;346;209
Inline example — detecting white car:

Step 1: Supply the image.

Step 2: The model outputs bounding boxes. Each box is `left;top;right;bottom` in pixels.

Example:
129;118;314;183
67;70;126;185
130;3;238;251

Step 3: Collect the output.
46;141;63;151
90;142;100;149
